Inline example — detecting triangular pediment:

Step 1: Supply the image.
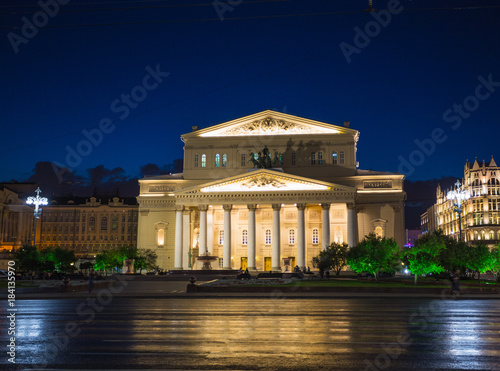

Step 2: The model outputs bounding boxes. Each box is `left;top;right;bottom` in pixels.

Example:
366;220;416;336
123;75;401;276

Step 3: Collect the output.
182;110;357;139
175;170;355;194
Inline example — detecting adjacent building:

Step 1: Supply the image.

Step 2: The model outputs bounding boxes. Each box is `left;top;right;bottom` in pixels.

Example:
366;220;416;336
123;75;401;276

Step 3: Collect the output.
137;111;406;271
37;197;138;258
422;157;500;247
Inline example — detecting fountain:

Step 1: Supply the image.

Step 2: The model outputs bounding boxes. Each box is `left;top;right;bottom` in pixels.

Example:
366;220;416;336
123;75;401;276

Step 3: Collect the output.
195;253;218;270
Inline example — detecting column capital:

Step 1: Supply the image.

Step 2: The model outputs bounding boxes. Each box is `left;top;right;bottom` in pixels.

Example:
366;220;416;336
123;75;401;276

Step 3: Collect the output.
175;205;185;212
223;204;233;211
272;204;281;211
296;203;307;211
247;204;257;211
198;205;209;212
321;203;331;210
347;203;356;210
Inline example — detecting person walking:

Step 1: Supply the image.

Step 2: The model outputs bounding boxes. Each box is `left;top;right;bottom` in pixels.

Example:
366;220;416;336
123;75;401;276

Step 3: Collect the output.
451;270;461;296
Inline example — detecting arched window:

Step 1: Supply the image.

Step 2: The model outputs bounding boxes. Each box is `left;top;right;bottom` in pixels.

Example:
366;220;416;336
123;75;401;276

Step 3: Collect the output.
312;228;319;244
194;154;199;168
289;229;295;244
291;152;296;165
318;152;323;165
339;151;345;164
157;229;165;246
497;230;500;240
101;217;107;231
265;229;271;245
336;229;343;244
219;230;224;245
222;154;227;167
242;229;248;245
89;217;95;231
311;152;316;165
201;154;206;168
332;151;338;164
215;154;220;167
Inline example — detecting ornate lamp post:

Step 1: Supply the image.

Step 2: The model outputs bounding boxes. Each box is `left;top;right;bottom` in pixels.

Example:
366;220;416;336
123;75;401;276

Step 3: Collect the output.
447;180;470;241
26;187;48;248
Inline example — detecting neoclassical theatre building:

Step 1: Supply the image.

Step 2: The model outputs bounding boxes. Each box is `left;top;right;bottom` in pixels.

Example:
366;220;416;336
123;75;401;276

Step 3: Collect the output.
137;111;405;271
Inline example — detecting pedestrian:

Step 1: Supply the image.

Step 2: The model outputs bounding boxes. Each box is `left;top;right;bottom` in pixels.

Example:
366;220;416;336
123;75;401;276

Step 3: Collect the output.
451;270;461;296
88;272;94;294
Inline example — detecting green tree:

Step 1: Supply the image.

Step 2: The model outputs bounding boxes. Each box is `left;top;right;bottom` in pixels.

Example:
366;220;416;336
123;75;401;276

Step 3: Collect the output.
466;243;495;283
347;234;401;280
134;249;158;273
313;242;349;276
40;247;77;273
15;245;41;274
405;231;446;285
490;247;500;282
439;237;469;274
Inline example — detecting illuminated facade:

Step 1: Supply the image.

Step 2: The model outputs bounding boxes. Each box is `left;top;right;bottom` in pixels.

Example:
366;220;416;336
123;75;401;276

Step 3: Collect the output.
422;157;500;246
37;197;138;258
137;111;406;271
0;184;34;250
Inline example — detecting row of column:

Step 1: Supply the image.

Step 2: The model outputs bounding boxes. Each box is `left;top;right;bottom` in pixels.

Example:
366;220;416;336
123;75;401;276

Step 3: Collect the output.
174;203;356;271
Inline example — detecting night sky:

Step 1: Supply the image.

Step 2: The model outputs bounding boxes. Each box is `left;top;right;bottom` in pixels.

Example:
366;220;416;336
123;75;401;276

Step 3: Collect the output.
2;0;499;184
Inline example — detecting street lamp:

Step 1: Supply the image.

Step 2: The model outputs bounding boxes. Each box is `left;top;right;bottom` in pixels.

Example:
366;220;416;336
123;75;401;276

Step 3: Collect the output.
26;187;48;248
447;180;470;241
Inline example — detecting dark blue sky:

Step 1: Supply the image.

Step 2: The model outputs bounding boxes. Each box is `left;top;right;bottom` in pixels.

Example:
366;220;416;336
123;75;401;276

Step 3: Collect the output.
2;0;499;183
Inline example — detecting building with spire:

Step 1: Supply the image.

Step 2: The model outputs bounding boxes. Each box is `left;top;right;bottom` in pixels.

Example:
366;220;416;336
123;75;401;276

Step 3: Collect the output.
421;156;500;246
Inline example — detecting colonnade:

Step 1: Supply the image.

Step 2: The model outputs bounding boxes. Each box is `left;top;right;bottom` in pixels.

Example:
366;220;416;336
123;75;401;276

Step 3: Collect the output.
174;202;356;271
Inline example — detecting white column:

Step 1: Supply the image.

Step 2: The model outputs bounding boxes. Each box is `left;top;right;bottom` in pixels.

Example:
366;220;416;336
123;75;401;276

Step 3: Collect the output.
247;204;257;271
182;209;190;270
321;203;331;251
271;204;281;272
198;205;208;256
347;203;356;247
223;204;232;269
174;205;183;269
207;208;213;255
297;203;306;270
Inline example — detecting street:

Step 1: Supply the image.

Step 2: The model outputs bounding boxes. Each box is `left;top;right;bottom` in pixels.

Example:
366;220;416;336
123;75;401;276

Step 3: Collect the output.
3;296;500;370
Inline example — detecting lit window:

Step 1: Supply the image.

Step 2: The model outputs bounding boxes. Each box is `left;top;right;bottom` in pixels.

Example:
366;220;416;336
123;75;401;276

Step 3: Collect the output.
194;154;199;168
219;230;224;245
242;230;248;245
254;153;258;161
311;152;316;165
265;229;271;245
291;152;296;165
289;229;295;244
241;154;246;167
89;217;95;231
332;151;338;164
157;229;164;246
312;228;319;244
112;216;118;231
215;154;220;167
340;151;345;164
201;154;206;168
222;154;227;167
318;152;323;165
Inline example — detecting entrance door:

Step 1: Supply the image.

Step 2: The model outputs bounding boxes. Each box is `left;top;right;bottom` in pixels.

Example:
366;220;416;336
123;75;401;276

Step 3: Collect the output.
264;257;272;271
241;257;248;270
290;257;296;269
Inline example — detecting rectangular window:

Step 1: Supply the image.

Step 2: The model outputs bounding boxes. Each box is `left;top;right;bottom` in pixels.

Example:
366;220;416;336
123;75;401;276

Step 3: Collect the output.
242;230;248;245
332;151;338;164
311;152;316;165
318;152;323;165
241;154;246;167
219;230;224;245
215;154;220;167
339;151;345;164
201;154;206;168
312;229;319;244
222;154;227;167
265;229;271;245
291;152;296;166
289;229;295;244
194;154;199;168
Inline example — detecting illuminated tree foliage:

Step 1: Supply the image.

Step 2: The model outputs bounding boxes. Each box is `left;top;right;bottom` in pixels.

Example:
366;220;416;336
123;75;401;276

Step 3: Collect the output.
465;243;496;283
15;245;41;273
93;246;157;274
347;234;401;280
490;247;500;282
313;242;349;276
404;230;445;285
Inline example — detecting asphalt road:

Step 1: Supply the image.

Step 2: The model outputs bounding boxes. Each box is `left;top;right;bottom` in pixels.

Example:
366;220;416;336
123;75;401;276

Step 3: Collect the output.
4;297;500;370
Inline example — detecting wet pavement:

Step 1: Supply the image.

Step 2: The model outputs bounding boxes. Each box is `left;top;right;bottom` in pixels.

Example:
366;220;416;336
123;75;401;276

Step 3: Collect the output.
4;297;500;370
